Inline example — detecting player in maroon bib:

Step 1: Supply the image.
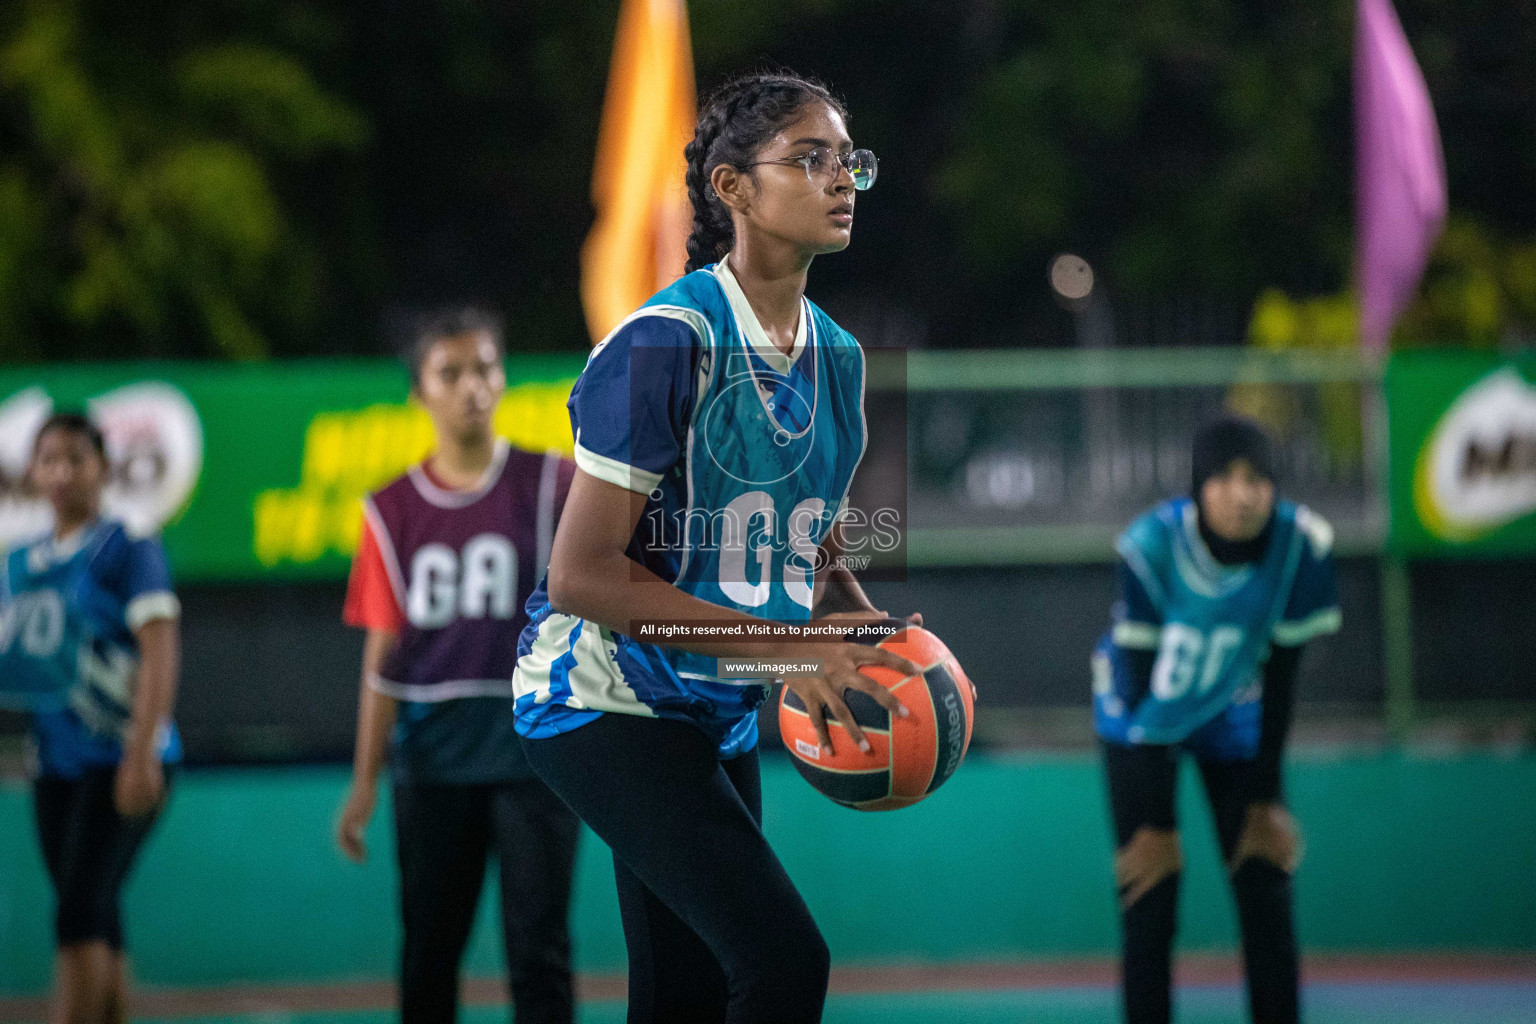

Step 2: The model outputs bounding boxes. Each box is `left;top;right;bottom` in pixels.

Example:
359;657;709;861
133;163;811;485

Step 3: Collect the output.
334;307;578;1024
363;438;564;706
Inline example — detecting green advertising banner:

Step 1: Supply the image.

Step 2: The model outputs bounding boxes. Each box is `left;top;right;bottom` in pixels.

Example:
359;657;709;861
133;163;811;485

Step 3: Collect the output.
1388;350;1536;556
0;357;585;581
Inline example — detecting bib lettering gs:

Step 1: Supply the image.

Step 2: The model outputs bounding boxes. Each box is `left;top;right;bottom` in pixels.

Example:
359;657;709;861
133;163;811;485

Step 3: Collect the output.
514;261;867;754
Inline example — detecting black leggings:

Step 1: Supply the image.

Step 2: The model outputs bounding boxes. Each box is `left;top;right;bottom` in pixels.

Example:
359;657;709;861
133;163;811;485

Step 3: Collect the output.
521;714;830;1024
33;768;168;950
392;776;579;1024
1104;742;1299;1024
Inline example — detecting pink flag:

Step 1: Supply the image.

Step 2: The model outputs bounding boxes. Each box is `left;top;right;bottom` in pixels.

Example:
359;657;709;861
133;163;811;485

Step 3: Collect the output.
1355;0;1447;352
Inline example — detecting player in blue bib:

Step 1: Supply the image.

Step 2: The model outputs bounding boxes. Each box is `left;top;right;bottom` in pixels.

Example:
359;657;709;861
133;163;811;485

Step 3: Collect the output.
513;73;920;1024
1092;417;1341;1024
0;413;181;1024
514;234;870;758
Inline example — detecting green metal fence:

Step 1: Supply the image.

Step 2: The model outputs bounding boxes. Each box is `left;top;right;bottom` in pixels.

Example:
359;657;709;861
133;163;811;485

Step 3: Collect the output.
8;349;1534;741
880;346;1419;736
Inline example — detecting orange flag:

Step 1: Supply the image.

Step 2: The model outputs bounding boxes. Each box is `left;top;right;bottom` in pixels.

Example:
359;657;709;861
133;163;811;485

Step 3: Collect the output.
580;0;697;343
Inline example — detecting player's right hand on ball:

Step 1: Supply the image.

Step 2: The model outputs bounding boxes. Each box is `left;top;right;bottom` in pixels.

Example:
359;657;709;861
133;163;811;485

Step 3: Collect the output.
781;617;918;757
336;783;377;864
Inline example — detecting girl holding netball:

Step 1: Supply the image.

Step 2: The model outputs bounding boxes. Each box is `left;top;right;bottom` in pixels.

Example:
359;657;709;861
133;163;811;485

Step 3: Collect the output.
1093;416;1343;1024
1;413;181;1024
513;72;920;1023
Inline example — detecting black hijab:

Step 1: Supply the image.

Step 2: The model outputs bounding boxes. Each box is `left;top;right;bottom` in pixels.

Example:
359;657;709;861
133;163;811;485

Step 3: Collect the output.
1190;416;1278;566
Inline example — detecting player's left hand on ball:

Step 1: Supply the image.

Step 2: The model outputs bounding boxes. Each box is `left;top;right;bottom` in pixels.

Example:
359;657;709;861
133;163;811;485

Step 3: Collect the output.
785;618;920;757
114;753;165;818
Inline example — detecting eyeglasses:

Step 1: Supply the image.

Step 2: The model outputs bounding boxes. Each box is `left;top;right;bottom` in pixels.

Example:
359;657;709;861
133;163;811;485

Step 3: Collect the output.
743;147;878;191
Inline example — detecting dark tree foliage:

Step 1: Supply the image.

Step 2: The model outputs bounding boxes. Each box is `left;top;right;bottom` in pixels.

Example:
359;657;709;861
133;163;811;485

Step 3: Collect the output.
1;0;1532;360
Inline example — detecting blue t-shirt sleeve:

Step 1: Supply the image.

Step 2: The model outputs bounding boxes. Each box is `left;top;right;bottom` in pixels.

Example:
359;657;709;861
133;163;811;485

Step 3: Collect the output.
569;314;700;494
119;536;180;631
1273;509;1341;646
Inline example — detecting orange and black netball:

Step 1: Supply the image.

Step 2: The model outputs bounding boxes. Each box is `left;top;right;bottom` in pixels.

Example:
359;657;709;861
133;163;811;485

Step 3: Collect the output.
779;620;976;811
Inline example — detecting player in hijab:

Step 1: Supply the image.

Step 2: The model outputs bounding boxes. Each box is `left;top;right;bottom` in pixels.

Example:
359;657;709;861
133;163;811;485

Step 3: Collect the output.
1094;416;1342;1024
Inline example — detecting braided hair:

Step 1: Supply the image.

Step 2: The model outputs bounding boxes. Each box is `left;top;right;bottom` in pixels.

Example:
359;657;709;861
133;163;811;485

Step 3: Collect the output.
683;73;846;273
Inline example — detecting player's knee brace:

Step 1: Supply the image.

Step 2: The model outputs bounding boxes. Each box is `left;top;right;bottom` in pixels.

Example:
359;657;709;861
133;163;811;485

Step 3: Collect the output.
1230;803;1303;874
1115;827;1183;910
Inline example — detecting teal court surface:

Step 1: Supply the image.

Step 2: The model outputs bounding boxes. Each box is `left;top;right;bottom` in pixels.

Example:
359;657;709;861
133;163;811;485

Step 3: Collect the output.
37;980;1536;1024
6;960;1536;1024
5;756;1535;1023
128;985;1536;1024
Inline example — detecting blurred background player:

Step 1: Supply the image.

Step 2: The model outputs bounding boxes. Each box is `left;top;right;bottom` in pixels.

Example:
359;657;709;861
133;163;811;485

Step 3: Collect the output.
1092;415;1344;1024
334;308;580;1024
0;413;181;1024
512;72;921;1024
